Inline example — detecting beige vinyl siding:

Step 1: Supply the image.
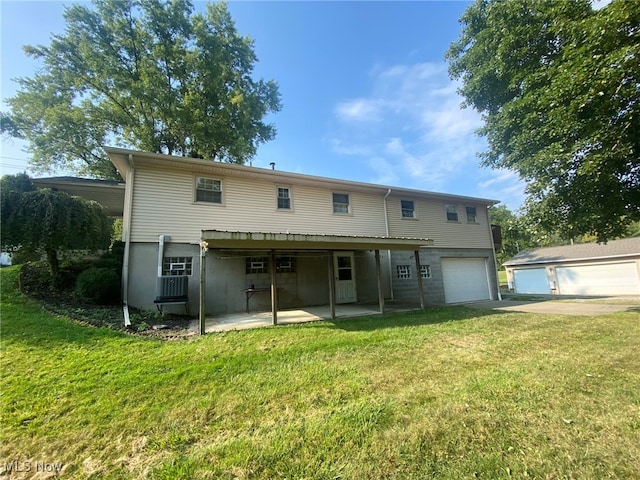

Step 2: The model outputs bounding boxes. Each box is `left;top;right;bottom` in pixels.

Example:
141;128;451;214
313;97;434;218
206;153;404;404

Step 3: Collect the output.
130;166;387;243
387;196;492;249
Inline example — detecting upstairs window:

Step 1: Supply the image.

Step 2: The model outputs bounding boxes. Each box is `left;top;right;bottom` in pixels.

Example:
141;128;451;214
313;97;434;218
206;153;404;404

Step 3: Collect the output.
277;187;291;210
196;177;222;204
163;257;193;276
333;193;350;214
401;200;415;218
466;206;477;223
445;204;458;222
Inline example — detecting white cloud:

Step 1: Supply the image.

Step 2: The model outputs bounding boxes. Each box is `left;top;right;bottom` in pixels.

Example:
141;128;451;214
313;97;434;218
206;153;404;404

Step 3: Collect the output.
329;60;526;206
334;98;382;123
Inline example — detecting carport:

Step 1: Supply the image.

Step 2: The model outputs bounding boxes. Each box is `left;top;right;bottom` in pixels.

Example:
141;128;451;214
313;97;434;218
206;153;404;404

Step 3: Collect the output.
197;230;434;334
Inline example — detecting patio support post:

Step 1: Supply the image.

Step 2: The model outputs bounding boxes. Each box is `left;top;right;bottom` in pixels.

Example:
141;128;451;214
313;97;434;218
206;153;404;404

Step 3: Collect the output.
270;249;278;325
327;251;336;319
199;241;208;335
375;250;385;314
414;249;426;310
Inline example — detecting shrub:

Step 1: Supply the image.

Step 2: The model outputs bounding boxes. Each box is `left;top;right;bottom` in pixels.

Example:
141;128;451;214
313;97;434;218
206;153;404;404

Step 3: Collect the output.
75;267;121;305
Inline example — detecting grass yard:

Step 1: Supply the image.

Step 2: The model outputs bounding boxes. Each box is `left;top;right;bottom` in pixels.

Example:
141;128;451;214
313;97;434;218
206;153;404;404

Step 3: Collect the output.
1;265;639;479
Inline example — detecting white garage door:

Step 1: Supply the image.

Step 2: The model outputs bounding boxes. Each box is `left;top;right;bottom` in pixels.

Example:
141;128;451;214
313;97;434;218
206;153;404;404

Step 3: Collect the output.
556;262;640;296
513;268;550;294
441;258;491;303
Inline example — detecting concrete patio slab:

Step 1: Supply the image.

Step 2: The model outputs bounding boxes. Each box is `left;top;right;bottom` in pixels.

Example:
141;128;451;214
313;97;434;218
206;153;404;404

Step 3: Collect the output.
197;302;422;333
468;299;638;316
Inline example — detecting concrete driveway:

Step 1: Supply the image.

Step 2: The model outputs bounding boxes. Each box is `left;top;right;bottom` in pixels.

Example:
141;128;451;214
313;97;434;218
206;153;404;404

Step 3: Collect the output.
468;297;640;316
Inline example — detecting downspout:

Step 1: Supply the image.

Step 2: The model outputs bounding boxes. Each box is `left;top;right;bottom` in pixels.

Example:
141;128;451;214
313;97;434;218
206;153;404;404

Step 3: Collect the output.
121;154;135;326
383;188;394;299
157;235;169;277
487;206;503;301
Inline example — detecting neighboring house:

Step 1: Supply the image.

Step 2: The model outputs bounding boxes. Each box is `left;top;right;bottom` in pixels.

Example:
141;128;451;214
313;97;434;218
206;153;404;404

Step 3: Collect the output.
32;177;125;217
105;147;500;323
503;237;640;296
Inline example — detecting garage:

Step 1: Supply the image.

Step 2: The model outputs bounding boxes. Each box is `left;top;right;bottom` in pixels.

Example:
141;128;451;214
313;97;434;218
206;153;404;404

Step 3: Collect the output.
556;262;640;296
513;268;550;294
441;257;491;303
503;238;640;298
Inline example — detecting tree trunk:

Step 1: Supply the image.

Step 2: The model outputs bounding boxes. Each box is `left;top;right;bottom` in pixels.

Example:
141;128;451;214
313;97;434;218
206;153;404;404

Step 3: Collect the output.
46;248;59;284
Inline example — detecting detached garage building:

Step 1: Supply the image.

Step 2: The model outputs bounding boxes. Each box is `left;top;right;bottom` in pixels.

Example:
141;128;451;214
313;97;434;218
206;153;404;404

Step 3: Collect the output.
504;237;640;296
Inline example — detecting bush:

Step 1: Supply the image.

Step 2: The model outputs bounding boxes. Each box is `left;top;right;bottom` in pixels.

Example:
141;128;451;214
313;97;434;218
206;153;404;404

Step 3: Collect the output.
75;267;121;305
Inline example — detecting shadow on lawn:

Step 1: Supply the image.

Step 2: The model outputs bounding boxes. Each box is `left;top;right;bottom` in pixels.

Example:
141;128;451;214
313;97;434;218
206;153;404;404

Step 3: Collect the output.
324;305;505;332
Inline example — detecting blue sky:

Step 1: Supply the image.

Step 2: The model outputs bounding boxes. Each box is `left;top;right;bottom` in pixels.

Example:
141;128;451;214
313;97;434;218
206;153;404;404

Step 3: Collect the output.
1;1;528;210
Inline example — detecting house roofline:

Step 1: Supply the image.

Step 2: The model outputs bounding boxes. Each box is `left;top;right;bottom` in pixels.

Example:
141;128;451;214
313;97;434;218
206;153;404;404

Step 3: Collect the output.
105;146;500;206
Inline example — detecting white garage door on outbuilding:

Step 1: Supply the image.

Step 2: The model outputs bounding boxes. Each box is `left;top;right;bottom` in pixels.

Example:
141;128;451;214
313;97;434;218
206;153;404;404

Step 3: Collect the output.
556;262;640;296
441;257;491;303
513;268;550;294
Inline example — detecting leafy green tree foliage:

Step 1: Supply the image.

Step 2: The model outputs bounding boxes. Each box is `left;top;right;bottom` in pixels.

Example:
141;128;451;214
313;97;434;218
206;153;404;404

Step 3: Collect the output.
1;174;112;281
2;0;281;178
448;0;640;242
490;204;576;265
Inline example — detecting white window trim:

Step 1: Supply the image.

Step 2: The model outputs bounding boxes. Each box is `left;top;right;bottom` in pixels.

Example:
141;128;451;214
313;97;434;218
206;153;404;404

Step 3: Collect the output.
332;192;351;215
194;175;224;205
445;204;459;222
276;185;293;211
401;199;416;219
465;206;478;223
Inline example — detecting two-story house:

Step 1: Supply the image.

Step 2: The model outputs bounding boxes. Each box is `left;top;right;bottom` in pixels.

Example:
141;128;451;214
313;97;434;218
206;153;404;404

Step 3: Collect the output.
106;147;500;327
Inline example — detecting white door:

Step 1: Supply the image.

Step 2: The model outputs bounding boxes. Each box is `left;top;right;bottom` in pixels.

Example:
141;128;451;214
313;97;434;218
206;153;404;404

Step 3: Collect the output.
556;262;640;296
334;252;357;303
513;268;550;294
441;258;491;303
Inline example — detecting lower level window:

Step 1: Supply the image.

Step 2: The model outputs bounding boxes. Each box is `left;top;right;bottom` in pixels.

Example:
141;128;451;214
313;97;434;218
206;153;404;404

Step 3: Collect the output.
246;257;268;274
163;257;193;276
396;265;411;279
420;265;431;278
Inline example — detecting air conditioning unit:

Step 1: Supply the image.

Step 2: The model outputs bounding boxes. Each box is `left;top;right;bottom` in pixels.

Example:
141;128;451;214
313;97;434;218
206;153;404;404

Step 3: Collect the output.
155;275;188;303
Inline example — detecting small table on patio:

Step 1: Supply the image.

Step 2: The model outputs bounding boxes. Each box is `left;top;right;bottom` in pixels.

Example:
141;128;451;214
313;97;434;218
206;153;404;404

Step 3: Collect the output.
242;287;272;313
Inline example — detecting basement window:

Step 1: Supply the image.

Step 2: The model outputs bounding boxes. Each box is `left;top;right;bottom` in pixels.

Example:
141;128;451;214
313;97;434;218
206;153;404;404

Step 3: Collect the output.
396;265;411;279
276;256;296;273
420;265;431;278
246;257;269;274
163;257;193;276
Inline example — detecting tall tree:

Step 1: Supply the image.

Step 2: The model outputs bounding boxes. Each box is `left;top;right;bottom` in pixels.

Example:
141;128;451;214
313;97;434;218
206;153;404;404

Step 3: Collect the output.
1;174;112;281
2;0;281;179
447;0;640;242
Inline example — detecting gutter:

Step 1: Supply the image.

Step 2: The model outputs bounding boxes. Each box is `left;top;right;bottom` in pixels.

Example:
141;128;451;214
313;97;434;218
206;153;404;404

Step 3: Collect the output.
383;188;394;300
121;154;135;326
487;207;502;301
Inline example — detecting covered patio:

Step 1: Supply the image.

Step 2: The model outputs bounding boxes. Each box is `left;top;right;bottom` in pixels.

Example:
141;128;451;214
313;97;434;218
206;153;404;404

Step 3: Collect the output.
199;300;423;333
197;230;434;334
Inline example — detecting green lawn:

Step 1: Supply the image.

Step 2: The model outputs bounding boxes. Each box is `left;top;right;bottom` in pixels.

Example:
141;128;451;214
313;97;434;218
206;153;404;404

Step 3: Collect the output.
1;266;639;479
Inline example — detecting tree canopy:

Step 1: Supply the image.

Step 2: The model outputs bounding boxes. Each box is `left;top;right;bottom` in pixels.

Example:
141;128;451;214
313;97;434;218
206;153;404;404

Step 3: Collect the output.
447;0;639;242
1;174;112;281
2;0;281;179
